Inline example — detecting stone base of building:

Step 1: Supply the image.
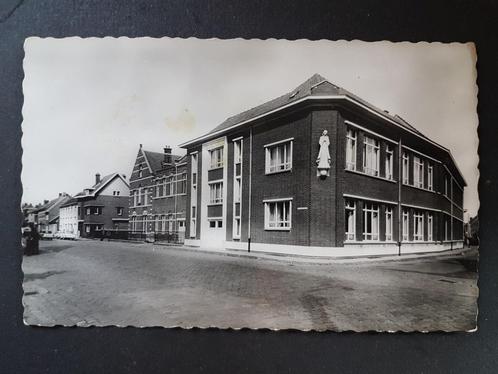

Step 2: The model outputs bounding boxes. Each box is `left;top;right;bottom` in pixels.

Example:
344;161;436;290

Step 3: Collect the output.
202;240;465;258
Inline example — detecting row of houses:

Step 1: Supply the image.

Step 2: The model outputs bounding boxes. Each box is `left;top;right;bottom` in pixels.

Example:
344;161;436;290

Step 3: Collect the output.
26;73;468;257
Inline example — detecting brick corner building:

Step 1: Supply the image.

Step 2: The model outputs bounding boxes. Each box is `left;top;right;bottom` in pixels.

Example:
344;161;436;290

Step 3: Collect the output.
179;74;466;257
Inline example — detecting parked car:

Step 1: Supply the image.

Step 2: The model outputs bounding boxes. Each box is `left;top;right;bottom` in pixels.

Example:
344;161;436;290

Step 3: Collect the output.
40;231;54;240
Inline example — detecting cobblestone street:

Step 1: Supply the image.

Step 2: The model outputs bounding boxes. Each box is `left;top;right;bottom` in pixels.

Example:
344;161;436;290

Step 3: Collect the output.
22;240;478;331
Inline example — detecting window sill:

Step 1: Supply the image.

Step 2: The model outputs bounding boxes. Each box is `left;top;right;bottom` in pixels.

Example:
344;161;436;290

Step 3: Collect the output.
264;227;291;231
345;168;397;184
208;166;224;171
265;168;292;176
402;183;436;194
345;240;397;244
207;203;223;206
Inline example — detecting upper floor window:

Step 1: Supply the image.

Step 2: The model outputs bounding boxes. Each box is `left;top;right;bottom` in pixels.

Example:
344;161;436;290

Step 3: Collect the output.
345;129;357;171
265;139;293;174
402;153;409;184
363;202;379;240
428;165;434;191
209;147;224;169
86;207;91;215
444;176;449;197
385;207;393;241
413;212;424;241
176;173;187;195
191;153;198;186
414;156;424;188
234;178;242;203
209;182;223;204
117;207;123;216
385;145;394;180
234;139;242;164
165;176;174;196
363;136;380;176
138;164;143;178
345;200;356;241
264;199;291;230
156;178;165;197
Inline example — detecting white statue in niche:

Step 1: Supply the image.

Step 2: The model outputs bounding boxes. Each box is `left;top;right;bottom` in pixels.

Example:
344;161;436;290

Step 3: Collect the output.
316;130;331;177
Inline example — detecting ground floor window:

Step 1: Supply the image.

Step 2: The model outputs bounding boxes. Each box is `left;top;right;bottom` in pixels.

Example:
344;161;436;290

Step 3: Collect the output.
385;207;393;241
363;203;379;241
345;200;356;241
402;210;409;241
264;199;291;230
413;212;424;241
427;214;433;241
233;217;241;239
209;219;223;228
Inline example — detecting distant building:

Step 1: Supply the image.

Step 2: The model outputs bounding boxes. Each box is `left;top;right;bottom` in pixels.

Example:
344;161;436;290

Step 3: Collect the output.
179;73;466;257
36;193;72;235
59;173;129;238
128;145;187;242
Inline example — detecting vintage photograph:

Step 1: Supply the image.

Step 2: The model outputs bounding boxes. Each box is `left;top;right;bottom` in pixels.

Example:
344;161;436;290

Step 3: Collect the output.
21;37;479;331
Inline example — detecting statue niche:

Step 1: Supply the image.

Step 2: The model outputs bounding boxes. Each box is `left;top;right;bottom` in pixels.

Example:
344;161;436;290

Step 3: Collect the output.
316;130;331;178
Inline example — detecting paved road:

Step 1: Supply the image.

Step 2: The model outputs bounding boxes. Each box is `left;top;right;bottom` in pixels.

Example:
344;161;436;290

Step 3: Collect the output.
22;240;478;331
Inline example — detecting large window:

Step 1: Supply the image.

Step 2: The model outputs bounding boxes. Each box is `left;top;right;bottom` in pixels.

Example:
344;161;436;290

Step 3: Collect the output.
165;176;174;196
428;165;433;191
385;145;394;180
345;200;356;241
385;207;393;241
345;129;357;171
362;136;380;176
234;139;242;164
264;199;291;230
363;202;379;240
402;209;409;241
402;152;409;184
156;178;165;197
265;140;292;174
177;173;187;194
209;182;223;204
427;214;433;241
234;178;241;203
414;156;424;188
413;212;424;241
191;153;198;186
210;147;224;169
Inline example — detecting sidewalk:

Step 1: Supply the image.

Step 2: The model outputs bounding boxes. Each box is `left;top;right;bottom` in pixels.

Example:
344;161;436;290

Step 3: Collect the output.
152;242;478;266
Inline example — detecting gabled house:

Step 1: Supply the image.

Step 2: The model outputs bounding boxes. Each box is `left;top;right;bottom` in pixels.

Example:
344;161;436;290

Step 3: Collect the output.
179;73;466;257
128;145;187;241
36;193;72;235
59;173;130;238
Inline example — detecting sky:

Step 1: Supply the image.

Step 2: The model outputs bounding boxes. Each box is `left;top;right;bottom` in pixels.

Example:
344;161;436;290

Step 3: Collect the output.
22;37;479;218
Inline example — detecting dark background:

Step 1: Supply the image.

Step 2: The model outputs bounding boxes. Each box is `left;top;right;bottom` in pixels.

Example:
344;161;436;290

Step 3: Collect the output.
1;1;496;373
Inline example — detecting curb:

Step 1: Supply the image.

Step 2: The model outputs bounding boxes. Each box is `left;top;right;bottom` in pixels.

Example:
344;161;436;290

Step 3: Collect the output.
152;242;478;266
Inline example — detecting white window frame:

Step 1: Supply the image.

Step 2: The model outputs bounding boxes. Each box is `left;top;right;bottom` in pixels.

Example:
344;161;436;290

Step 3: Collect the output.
362;136;380;177
427;214;433;241
385;145;394;180
191;153;198;187
345;129;357;171
402;152;410;184
177;172;187;195
363;202;379;241
190;206;196;238
209;147;224;169
413;211;424;241
265;139;293;174
385;207;393;241
209;181;223;204
345;200;356;241
428;164;433;191
402;210;410;241
264;199;292;231
414;156;424;188
234;139;242;165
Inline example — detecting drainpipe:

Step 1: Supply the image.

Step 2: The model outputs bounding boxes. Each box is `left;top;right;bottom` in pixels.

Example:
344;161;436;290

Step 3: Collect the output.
398;138;402;256
248;127;253;252
174;163;178;234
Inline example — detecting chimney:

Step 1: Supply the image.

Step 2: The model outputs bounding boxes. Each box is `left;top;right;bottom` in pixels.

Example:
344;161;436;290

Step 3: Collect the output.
44;199;49;205
164;146;172;165
59;193;62;197
95;173;101;185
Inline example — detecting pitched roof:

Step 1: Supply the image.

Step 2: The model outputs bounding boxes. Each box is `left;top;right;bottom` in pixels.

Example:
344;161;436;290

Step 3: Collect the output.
179;73;466;186
142;149;184;173
60;197;79;208
74;173;129;198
